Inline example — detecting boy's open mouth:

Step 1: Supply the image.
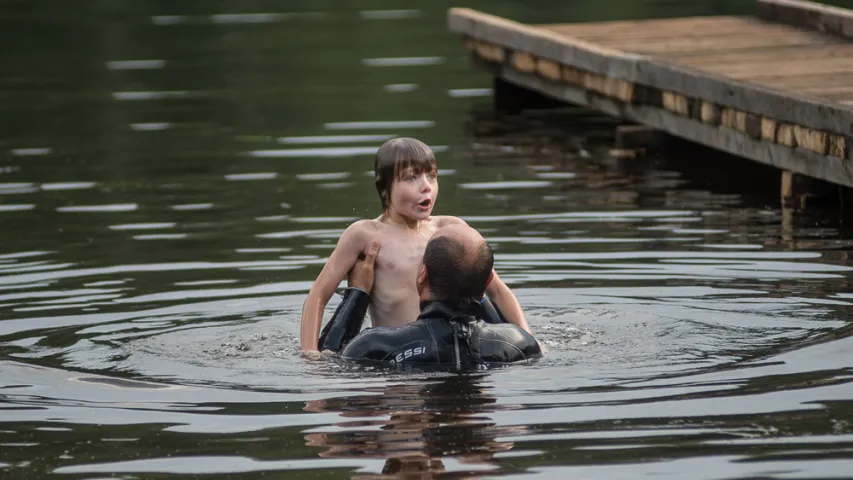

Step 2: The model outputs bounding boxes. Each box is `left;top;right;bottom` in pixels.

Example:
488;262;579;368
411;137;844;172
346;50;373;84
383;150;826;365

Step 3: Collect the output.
418;199;432;207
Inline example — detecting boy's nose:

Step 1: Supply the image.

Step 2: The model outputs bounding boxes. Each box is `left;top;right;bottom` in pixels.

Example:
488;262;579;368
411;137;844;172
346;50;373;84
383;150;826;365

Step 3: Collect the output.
419;177;432;192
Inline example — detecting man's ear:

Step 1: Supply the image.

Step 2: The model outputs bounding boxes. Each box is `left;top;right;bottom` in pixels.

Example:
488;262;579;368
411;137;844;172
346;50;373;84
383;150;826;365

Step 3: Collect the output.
485;270;495;289
417;264;428;286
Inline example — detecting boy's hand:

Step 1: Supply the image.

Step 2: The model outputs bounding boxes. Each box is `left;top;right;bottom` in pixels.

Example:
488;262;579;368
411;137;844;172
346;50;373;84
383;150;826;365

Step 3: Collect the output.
347;241;380;293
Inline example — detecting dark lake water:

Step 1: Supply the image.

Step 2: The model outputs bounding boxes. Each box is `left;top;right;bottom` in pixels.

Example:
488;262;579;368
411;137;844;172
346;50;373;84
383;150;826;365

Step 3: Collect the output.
4;0;853;478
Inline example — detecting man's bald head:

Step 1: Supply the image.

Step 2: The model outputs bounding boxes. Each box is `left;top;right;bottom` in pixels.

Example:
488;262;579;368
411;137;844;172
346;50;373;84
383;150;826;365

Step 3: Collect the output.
422;224;494;307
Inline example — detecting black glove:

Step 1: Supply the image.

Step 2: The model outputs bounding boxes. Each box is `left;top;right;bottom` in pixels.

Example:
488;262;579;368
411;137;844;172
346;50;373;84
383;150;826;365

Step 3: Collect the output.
317;288;371;352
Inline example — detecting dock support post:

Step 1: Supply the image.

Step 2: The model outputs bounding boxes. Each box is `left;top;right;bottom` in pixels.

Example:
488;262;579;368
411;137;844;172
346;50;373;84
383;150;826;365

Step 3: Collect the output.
781;170;815;210
781;170;796;209
781;170;843;210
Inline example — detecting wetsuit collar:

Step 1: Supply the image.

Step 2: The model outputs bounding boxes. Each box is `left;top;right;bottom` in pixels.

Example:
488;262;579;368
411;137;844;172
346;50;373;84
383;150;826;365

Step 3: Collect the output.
418;300;478;322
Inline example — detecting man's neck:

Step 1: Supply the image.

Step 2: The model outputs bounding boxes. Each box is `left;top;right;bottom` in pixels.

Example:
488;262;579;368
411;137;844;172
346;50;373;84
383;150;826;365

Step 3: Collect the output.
418;297;480;322
418;288;432;303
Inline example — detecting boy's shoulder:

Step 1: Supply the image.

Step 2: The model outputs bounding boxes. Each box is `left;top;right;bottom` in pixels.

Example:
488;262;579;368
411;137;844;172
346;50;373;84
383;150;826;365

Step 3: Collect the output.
345;218;383;232
340;218;383;243
431;215;467;227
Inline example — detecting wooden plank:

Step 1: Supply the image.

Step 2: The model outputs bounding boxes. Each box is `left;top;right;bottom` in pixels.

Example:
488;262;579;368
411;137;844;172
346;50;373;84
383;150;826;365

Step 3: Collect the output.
721;108;738;130
537;58;562;82
560;25;823;46
799;84;853;96
512;52;536;73
484;60;853;187
666;43;853;67
700;101;720;125
583;73;603;93
829;135;848;158
591;30;837;56
548;17;841;56
714;58;853;79
696;55;853;76
749;71;853;90
630;57;853;137
542;16;793;39
449;8;853;137
794;125;828;154
757;0;853;41
719;109;761;138
607;78;634;102
761;118;777;141
473;40;506;63
777;123;798;147
663;92;690;116
449;8;642;81
562;66;586;85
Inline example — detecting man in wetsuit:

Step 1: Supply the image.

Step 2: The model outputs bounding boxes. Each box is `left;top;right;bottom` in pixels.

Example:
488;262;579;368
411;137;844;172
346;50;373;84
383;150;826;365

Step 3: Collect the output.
317;224;542;368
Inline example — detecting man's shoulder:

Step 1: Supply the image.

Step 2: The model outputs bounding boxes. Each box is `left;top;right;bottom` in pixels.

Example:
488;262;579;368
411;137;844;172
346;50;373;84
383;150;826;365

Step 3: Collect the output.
476;321;530;339
340;321;431;361
475;322;542;360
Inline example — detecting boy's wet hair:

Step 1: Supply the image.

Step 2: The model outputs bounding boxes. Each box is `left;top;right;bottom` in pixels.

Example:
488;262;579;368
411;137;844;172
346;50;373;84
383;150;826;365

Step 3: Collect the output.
374;137;437;210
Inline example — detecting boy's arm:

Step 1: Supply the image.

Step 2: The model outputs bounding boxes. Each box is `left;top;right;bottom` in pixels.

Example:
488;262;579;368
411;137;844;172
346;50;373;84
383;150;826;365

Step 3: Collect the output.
300;222;370;351
485;271;533;335
317;241;380;352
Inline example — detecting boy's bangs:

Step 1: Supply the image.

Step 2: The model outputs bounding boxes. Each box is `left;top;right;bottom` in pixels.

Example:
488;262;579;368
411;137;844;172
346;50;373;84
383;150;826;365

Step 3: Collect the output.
393;154;437;180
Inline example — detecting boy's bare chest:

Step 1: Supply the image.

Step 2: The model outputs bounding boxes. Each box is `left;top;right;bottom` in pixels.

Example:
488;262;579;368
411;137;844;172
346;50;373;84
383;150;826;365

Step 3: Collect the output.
374;233;430;278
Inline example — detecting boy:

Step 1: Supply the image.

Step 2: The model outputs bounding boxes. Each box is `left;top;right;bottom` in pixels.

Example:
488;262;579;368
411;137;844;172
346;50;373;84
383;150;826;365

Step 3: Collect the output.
300;137;531;352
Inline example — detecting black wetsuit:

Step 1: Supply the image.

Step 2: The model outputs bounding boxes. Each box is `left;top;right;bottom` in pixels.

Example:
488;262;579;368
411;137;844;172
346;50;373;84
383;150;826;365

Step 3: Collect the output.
318;289;541;368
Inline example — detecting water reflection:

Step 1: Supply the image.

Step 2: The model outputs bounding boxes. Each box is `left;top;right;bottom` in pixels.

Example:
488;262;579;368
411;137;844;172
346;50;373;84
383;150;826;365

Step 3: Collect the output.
448;88;493;98
278;135;395;145
105;60;166;70
41;182;97;191
324;121;436;130
385;84;420;93
360;10;422;20
111;91;189;101
248;146;395;158
305;374;513;477
9;148;52;156
361;57;446;67
129;122;171;131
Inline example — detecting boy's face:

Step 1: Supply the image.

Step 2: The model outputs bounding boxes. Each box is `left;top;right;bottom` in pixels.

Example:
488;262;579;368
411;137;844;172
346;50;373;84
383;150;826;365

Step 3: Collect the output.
388;167;438;220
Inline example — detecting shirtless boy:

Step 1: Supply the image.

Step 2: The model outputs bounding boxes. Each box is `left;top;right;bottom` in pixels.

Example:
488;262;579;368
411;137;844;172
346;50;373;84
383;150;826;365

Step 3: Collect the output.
299;137;531;352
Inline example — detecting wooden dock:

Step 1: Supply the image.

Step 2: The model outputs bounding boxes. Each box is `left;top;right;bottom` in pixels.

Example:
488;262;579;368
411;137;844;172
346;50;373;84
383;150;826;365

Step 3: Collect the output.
449;0;853;197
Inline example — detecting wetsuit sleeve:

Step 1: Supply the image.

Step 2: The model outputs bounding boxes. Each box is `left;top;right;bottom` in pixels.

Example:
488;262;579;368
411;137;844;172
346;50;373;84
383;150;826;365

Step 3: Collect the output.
317;288;371;352
476;323;542;362
519;332;542;359
480;295;508;324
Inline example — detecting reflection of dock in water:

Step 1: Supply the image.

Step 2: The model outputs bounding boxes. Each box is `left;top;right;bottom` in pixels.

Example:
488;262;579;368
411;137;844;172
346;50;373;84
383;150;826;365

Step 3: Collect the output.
449;0;853;208
461;104;853;267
